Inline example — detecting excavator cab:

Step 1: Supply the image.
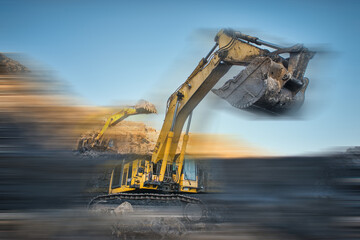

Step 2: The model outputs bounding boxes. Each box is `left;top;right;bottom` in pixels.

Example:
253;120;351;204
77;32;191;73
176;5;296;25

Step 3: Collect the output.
109;160;145;193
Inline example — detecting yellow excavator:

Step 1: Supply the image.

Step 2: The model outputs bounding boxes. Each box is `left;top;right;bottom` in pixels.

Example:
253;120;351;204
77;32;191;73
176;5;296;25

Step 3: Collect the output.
77;100;157;152
89;29;315;217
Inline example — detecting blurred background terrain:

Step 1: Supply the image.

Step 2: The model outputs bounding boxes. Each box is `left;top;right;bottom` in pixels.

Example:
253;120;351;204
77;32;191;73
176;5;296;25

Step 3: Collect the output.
0;54;359;239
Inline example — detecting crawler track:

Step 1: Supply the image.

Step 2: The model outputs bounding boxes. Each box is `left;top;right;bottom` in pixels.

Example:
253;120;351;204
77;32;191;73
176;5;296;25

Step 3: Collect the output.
88;193;206;222
88;192;203;208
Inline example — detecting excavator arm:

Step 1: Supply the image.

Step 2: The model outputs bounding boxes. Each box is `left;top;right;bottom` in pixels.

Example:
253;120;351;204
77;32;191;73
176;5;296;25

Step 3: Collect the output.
93;108;138;143
148;29;314;185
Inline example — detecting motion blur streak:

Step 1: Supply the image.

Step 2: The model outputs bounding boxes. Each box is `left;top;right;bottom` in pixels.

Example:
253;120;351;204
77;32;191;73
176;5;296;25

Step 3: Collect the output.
186;134;269;158
0;54;359;239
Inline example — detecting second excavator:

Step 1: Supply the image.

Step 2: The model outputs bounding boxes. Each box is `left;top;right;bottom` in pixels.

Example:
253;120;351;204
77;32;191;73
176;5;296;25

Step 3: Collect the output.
77;100;157;152
89;29;315;220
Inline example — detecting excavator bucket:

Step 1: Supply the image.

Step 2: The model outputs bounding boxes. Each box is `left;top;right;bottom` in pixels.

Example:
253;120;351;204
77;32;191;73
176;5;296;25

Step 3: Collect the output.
134;100;157;114
212;49;313;114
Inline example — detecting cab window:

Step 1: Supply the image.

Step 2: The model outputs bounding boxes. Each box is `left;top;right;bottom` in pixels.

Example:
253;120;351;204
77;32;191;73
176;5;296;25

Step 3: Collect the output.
184;159;196;181
122;167;128;186
111;165;122;189
127;164;132;185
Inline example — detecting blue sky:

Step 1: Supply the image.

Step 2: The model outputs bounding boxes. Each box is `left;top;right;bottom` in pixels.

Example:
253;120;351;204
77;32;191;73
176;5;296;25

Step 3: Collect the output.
1;0;360;155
